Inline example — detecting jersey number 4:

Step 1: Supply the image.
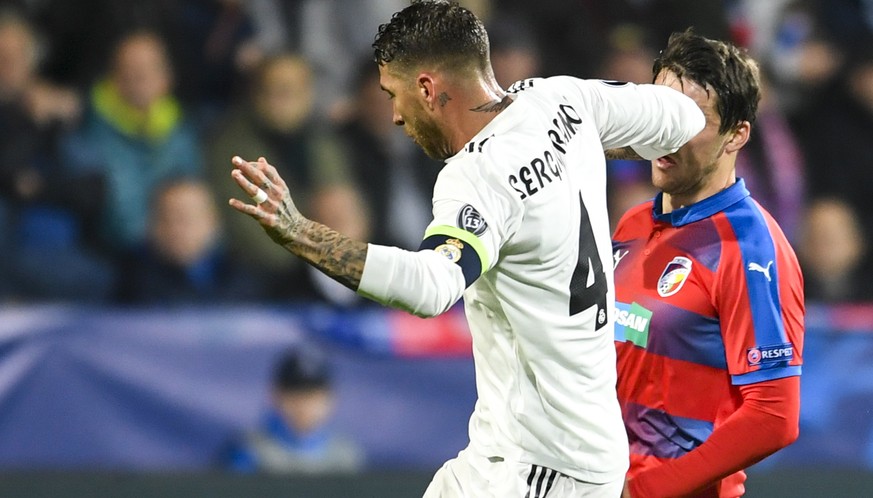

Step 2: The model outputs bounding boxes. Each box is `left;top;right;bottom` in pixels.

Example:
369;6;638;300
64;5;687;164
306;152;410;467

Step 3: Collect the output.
569;194;608;329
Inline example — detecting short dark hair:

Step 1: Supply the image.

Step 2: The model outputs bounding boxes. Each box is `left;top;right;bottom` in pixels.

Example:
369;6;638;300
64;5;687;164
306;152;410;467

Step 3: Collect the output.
272;346;331;392
372;0;490;74
653;29;760;135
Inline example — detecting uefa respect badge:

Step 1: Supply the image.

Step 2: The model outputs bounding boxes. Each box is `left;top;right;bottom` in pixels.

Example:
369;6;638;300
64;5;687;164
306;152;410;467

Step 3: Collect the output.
747;343;794;367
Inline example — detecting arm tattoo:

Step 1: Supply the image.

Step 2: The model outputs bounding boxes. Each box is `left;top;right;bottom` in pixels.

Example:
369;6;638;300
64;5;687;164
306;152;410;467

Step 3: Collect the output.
267;198;367;291
471;95;513;113
292;220;367;290
604;146;644;160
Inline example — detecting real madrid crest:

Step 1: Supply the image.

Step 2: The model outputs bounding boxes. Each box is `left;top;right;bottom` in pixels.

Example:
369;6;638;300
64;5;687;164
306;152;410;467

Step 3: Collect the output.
435;238;465;263
657;256;692;297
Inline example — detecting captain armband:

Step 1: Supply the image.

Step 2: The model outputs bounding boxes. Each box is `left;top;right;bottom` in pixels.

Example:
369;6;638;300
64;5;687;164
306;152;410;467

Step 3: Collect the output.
419;232;486;288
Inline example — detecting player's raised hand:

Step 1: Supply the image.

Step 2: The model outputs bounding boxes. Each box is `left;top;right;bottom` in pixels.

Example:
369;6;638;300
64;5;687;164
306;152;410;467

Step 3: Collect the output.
228;154;367;290
228;155;309;246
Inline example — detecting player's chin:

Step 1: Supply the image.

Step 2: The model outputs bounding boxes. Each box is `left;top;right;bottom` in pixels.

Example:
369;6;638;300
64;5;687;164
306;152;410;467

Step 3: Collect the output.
420;142;450;161
651;172;679;193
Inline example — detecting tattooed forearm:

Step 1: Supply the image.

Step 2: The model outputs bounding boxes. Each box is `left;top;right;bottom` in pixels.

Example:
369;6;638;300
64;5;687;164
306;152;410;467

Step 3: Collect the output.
276;219;368;290
265;198;367;291
471;95;513;113
604;146;643;160
301;220;366;289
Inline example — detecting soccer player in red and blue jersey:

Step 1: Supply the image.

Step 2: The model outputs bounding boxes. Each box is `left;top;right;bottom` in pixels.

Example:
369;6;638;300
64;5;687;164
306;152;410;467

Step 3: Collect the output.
612;30;804;498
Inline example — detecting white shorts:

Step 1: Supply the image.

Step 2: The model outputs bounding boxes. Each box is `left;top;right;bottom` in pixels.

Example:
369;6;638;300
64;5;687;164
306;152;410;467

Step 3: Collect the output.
422;447;624;498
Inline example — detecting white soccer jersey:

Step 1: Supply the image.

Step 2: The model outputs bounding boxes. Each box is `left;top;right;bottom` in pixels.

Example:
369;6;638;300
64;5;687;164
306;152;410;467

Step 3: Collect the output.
359;76;704;484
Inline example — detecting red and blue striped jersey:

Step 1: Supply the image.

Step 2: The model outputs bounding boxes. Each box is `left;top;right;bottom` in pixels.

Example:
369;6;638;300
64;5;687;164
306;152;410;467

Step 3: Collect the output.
612;179;804;495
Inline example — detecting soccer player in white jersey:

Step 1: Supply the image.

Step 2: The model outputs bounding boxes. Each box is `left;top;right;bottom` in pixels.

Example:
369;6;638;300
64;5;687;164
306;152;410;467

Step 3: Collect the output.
228;1;704;496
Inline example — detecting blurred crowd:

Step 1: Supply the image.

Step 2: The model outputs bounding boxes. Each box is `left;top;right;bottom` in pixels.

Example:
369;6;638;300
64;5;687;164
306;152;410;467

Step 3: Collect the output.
0;0;871;307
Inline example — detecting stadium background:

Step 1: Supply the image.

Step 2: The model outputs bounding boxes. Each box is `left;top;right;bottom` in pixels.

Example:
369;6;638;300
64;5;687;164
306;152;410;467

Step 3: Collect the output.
0;303;872;497
1;0;872;496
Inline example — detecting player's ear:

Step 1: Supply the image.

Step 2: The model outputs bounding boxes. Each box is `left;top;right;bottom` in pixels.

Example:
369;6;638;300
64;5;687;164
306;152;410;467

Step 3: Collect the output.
417;73;436;109
724;121;751;153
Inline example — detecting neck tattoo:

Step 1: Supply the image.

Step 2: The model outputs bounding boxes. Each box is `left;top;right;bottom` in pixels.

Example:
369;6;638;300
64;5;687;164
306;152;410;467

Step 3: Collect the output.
471;94;512;113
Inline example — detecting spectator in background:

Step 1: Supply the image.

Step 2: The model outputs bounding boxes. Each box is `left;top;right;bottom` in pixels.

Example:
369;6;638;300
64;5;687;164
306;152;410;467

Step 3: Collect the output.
730;0;843;116
20;0;177;91
797;197;873;303
811;0;873;56
24;0;264;125
793;38;873;252
60;30;202;256
115;177;266;305
486;13;541;88
257;0;491;123
497;0;731;82
164;0;264;125
206;53;366;304
245;0;407;122
596;23;658;85
0;8;114;302
223;346;365;474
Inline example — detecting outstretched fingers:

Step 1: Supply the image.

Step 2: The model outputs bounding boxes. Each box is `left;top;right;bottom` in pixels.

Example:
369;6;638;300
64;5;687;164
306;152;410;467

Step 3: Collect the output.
230;167;262;199
233;156;288;196
258;156;285;190
228;155;280;221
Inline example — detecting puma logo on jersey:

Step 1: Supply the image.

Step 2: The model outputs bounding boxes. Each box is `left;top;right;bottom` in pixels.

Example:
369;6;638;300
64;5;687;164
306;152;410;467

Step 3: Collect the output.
613;249;629;269
748;261;774;281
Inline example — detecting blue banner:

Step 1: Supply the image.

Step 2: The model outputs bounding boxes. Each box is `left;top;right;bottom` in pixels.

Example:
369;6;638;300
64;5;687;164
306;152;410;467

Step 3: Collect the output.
0;303;871;472
0;305;475;471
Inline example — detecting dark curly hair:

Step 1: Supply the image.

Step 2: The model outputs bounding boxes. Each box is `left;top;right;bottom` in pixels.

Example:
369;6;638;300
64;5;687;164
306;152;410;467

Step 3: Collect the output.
372;0;490;74
653;29;761;135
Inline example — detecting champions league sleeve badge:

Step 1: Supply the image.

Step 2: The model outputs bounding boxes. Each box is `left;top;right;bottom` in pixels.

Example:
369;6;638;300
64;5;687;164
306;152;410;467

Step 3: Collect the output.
657;256;693;297
457;204;488;236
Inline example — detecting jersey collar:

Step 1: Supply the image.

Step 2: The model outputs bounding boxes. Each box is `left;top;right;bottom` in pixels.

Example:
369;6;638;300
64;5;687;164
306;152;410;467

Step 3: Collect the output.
652;178;750;227
450;94;523;161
